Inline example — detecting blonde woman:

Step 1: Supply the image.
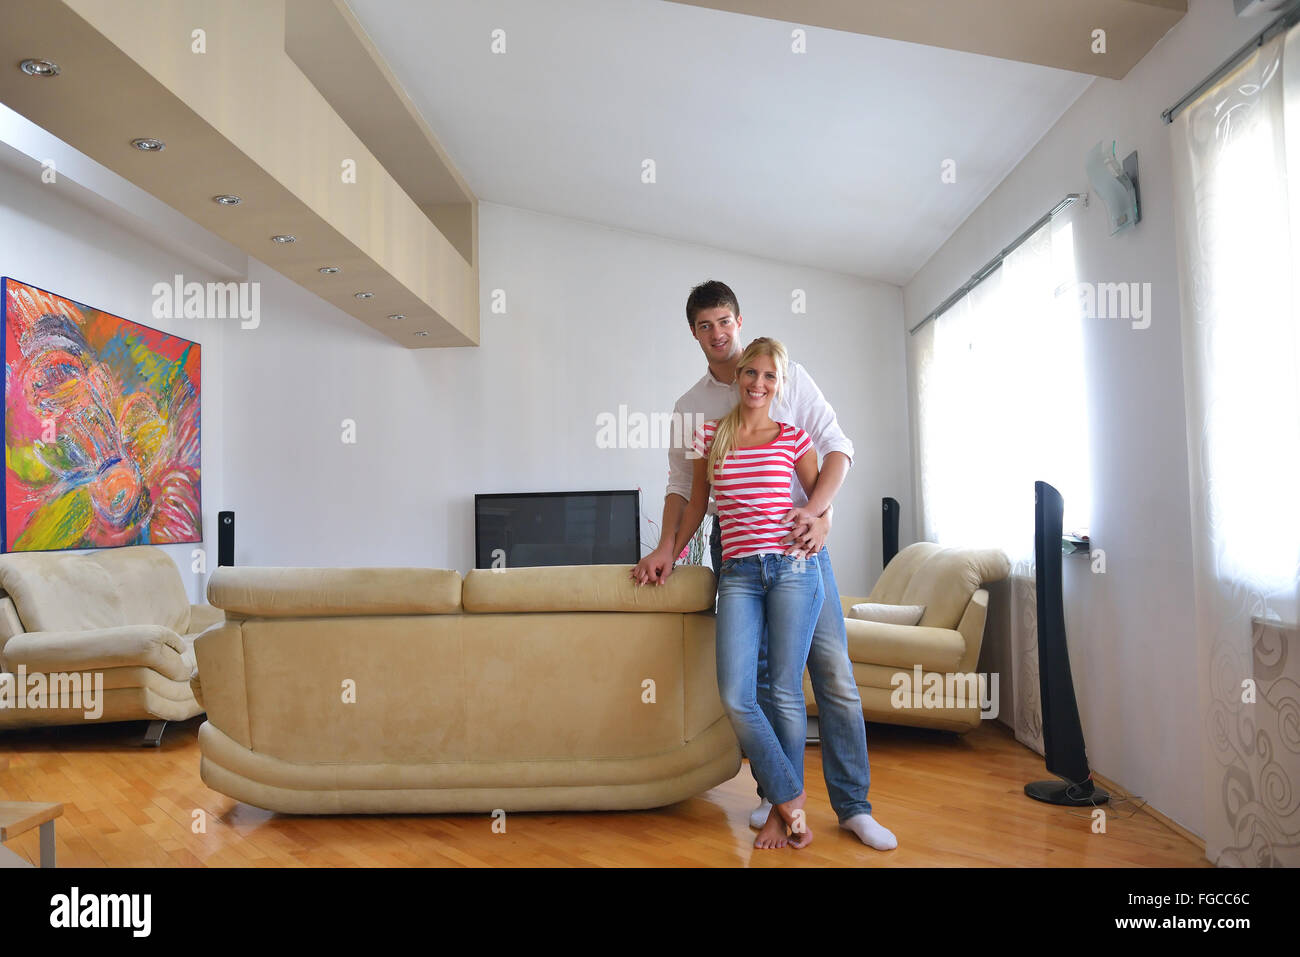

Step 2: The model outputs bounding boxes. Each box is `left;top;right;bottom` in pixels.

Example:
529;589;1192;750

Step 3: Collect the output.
666;337;823;849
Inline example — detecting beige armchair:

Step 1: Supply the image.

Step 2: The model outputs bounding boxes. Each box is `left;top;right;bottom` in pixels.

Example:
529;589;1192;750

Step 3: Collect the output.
806;542;1011;732
0;546;221;743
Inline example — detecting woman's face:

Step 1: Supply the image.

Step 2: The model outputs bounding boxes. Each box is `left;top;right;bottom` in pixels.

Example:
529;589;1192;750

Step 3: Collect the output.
737;354;779;411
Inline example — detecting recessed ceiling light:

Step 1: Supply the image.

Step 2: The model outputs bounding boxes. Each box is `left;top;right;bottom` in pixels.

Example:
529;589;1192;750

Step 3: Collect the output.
354;291;374;300
413;331;429;337
213;194;241;206
270;234;296;244
387;314;405;321
20;59;60;77
131;138;165;152
318;266;341;275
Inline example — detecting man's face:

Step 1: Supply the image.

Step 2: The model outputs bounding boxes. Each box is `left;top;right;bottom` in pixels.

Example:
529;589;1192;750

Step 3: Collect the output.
691;306;742;363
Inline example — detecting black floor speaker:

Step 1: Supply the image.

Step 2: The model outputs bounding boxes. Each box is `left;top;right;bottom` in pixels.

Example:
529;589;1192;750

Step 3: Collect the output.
1024;481;1107;807
882;497;900;567
218;511;235;567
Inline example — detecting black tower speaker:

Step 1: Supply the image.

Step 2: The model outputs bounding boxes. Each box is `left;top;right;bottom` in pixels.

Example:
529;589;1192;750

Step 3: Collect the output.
218;511;235;567
1024;481;1108;807
882;497;900;568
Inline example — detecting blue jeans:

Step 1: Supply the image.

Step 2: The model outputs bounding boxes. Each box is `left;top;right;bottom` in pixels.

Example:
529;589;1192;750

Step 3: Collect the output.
715;552;824;806
712;523;873;821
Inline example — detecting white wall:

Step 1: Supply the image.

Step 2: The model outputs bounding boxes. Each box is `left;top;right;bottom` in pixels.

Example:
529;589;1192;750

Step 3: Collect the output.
901;0;1264;838
0;145;228;604
221;202;910;595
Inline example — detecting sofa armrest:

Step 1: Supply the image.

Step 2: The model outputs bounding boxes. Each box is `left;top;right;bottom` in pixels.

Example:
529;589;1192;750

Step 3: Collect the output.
1;625;192;681
189;671;204;711
192;621;251;749
954;588;990;673
683;613;725;739
187;603;225;635
0;595;24;666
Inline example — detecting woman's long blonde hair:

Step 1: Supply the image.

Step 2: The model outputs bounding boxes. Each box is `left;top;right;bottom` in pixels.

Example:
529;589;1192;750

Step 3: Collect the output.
706;337;790;483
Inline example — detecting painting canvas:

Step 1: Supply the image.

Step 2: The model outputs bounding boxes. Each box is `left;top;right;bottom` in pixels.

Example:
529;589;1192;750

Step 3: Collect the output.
2;278;201;552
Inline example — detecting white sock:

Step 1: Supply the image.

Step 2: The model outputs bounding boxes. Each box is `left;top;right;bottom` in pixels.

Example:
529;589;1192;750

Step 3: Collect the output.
840;813;897;850
749;799;773;830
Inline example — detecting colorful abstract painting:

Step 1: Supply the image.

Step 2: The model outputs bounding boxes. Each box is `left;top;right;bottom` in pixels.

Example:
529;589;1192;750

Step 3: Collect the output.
2;278;201;552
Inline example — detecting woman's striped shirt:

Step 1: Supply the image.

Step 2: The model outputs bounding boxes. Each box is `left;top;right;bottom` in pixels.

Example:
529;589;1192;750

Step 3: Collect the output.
691;420;814;561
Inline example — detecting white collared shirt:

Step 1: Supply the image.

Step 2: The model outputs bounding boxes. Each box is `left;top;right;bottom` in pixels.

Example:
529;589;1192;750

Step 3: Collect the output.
665;359;854;512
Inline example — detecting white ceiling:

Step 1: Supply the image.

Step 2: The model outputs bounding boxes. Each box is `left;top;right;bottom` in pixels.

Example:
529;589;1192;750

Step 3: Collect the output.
345;0;1093;286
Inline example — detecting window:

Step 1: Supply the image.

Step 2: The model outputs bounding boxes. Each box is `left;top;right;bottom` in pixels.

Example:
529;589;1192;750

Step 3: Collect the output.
1174;49;1298;595
914;215;1091;564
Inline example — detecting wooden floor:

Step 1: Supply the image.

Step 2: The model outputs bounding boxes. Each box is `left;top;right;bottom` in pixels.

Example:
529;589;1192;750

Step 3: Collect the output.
0;718;1207;867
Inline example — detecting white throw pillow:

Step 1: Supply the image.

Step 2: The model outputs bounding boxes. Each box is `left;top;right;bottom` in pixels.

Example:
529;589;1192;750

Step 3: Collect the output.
848;602;925;626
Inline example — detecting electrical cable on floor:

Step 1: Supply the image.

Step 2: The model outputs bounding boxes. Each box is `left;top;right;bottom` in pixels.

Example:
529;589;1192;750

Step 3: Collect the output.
1061;778;1147;823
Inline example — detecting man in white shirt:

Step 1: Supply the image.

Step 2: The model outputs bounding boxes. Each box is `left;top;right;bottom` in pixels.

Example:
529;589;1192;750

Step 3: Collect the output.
631;280;896;851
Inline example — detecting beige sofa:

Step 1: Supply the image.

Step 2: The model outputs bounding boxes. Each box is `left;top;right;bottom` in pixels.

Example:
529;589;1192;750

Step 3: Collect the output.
807;542;1011;733
194;564;740;814
0;546;220;738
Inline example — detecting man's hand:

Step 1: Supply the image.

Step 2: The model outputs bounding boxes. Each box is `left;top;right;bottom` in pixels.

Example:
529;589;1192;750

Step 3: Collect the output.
631;546;676;586
781;506;831;556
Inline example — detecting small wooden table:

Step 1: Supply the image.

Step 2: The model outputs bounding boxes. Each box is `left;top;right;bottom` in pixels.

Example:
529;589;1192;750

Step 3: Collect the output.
0;801;62;867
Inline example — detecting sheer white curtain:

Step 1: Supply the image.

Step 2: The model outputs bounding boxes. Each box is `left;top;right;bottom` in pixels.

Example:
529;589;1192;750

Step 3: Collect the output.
1170;24;1300;867
914;213;1091;751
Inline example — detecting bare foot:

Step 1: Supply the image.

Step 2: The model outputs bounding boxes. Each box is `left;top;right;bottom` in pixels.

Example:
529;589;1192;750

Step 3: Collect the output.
776;791;813;849
754;806;789;849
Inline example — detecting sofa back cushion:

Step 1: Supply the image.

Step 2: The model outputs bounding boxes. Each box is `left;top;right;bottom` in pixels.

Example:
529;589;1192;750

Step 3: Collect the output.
0;552;128;633
208;566;463;618
87;546;191;634
868;542;1010;630
462;564;715;614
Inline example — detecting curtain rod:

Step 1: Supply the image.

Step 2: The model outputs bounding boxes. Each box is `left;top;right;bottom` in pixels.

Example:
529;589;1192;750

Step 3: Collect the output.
907;193;1085;337
1162;0;1300;125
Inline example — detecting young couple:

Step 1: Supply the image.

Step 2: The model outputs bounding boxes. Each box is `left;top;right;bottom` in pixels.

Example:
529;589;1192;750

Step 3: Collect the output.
631;280;896;852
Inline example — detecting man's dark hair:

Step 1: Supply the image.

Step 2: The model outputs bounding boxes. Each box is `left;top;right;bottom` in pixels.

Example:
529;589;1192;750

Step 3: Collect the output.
685;280;740;330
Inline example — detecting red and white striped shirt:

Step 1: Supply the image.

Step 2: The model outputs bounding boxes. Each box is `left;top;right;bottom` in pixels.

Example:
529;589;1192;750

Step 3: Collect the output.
692;420;814;561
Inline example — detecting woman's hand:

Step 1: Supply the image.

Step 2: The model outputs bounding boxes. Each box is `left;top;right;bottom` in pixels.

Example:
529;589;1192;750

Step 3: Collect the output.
631;545;676;585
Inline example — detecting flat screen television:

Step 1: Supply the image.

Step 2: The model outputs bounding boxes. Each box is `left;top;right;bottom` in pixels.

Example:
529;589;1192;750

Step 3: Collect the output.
474;489;641;569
